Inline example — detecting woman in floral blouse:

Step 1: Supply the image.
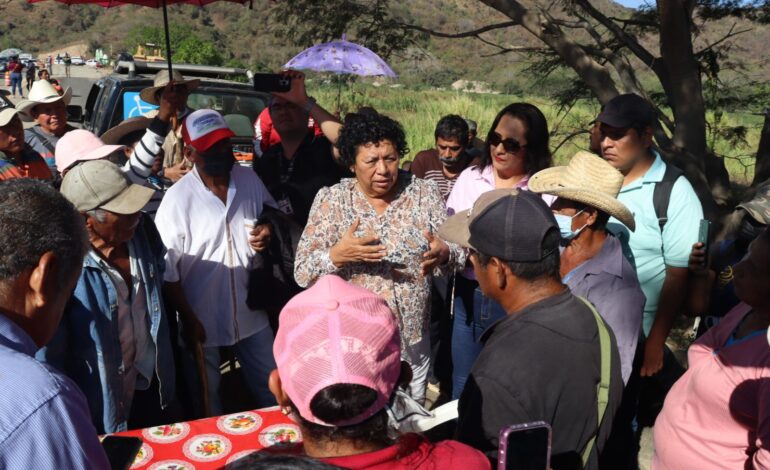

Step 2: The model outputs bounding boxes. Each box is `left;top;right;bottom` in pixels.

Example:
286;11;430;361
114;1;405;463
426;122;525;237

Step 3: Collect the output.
287;86;464;403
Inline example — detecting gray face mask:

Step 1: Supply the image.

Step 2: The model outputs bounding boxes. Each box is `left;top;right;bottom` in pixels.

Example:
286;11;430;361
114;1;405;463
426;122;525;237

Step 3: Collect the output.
439;153;467;168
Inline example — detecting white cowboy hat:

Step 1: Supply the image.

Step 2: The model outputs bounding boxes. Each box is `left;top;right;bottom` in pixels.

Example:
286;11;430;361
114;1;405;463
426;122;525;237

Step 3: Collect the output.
16;80;72;122
139;69;200;106
529;151;636;231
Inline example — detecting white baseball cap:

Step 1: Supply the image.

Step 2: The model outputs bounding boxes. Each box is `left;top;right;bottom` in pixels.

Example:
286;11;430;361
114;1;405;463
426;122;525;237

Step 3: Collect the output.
181;109;235;152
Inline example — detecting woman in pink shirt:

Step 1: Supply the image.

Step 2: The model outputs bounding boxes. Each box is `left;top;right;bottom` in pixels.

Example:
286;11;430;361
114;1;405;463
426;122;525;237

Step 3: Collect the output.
653;228;770;469
445;103;553;399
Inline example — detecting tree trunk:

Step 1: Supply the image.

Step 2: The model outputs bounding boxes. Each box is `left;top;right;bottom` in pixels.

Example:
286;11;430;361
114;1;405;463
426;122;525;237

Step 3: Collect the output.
656;0;733;210
753;110;770;186
657;0;707;165
480;0;620;103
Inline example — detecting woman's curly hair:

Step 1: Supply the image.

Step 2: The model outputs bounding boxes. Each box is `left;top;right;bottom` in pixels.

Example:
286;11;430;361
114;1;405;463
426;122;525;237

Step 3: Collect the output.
336;112;410;168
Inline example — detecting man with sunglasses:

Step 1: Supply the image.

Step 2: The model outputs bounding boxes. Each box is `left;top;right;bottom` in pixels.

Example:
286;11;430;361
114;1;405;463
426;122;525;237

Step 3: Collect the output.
411;115;478;201
595;94;702;383
253;94;344;227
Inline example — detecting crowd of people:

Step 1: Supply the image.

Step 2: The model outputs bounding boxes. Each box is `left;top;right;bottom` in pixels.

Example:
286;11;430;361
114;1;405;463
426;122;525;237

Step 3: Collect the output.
0;66;769;470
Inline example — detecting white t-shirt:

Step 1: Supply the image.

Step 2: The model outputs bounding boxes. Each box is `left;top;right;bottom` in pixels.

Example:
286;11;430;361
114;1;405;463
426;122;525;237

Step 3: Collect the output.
155;165;277;347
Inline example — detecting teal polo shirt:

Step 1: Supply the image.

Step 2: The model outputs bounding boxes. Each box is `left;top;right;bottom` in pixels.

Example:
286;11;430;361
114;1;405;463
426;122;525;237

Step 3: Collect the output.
607;152;703;336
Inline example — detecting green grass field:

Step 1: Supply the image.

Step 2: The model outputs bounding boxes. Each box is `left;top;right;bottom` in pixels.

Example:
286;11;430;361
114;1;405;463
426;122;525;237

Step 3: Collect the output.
313;83;763;183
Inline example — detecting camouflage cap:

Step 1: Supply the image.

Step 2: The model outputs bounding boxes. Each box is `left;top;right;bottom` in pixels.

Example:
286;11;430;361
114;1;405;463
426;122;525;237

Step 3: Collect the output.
738;182;770;225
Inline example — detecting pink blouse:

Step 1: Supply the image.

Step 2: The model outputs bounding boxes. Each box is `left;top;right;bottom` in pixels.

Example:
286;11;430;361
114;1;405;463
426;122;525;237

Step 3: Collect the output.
446;164;553;279
653;302;770;469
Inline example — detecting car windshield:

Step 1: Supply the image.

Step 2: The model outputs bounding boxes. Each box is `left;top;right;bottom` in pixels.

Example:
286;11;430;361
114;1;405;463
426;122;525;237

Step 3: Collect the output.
113;86;267;136
187;91;265;136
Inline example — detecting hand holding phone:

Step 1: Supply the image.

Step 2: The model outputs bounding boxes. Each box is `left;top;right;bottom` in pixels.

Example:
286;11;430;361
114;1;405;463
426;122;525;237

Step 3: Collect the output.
697;219;711;268
252;73;292;93
498;421;551;470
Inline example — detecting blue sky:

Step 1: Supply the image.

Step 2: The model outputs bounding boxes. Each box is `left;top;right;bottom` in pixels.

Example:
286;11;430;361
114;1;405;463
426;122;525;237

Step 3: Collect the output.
614;0;650;8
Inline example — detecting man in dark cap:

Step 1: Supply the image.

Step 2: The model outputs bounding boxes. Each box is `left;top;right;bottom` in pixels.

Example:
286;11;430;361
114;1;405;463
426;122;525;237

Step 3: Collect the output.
595;94;702;380
439;188;622;469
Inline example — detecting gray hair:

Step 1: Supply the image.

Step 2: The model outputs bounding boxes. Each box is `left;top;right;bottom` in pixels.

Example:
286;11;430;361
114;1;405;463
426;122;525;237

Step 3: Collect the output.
0;179;88;282
86;208;107;223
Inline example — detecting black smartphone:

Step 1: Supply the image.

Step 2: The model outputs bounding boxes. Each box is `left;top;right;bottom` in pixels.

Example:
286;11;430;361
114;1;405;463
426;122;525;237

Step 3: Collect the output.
101;435;143;470
498;421;551;470
252;73;291;93
698;219;711;267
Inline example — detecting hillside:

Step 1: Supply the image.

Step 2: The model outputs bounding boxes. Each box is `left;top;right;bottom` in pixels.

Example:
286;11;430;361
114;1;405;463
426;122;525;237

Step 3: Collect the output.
1;0;768;98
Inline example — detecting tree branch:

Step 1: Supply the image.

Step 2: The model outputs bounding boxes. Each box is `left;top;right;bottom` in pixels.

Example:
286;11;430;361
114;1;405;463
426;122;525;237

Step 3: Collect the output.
479;0;621;103
399;20;518;39
695;23;753;55
572;0;666;80
608;16;659;28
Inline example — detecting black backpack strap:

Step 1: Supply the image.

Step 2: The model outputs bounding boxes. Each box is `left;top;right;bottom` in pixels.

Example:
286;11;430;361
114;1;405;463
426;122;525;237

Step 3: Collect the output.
26;126;57;155
652;164;684;232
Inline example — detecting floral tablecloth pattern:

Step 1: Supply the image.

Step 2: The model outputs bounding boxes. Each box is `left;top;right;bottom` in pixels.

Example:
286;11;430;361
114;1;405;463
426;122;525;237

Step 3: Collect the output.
113;407;302;469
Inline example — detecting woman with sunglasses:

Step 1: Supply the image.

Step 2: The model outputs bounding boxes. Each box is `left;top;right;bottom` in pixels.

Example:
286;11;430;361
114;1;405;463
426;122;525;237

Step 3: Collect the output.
446;102;553;400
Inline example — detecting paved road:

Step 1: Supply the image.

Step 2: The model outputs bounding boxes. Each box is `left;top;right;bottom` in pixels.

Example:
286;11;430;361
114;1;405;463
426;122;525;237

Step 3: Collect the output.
59;76;98;109
2;64;107;127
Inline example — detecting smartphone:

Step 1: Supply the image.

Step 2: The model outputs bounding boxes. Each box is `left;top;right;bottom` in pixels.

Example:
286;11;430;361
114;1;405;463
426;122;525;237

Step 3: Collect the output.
101;435;143;470
698;219;711;267
498;421;552;470
252;73;291;93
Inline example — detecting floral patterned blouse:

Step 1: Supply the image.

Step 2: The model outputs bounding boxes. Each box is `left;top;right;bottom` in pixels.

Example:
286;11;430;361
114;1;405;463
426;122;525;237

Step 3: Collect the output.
294;173;465;346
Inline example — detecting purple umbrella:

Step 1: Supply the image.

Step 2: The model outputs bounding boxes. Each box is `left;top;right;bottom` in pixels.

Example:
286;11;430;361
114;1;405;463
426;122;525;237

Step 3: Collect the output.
284;35;397;109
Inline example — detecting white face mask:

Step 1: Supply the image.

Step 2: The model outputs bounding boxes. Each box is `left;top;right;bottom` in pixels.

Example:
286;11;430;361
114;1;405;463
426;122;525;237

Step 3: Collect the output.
554;209;587;244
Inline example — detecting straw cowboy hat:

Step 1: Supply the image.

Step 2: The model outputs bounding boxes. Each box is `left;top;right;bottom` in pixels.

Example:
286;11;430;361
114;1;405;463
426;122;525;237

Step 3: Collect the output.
101;116;152;145
16;80;72;122
529;151;636;231
738;181;770;225
139;69;200;106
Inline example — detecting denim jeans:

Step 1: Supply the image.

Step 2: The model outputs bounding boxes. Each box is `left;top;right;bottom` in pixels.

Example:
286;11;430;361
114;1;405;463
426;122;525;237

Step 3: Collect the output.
451;276;507;400
183;326;277;416
10;73;22;96
403;335;431;405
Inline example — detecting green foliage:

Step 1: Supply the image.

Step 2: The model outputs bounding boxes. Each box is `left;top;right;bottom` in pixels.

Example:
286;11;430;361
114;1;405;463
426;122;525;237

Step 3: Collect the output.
123;24;222;65
175;35;223;66
269;0;420;60
309;81;762;182
124;24;193;55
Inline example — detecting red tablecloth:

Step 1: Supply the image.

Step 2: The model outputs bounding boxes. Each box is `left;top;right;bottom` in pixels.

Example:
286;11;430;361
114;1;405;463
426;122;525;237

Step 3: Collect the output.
115;406;301;469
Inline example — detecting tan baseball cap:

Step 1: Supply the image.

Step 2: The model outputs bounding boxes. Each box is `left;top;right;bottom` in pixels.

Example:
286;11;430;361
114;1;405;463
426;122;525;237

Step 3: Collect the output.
61;160;155;214
0;108;19;127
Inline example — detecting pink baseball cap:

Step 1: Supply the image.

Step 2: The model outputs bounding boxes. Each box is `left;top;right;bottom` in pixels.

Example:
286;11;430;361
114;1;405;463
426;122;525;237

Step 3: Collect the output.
274;275;401;427
55;129;125;173
182;109;235;152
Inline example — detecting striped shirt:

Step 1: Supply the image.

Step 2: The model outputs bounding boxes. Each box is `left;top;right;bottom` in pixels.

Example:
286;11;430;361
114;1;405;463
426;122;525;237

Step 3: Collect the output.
0;146;53;181
123;117;172;219
409;149;477;201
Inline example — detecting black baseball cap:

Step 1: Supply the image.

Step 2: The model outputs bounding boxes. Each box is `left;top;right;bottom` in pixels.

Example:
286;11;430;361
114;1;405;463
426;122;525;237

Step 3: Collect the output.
596;94;656;129
438;188;558;262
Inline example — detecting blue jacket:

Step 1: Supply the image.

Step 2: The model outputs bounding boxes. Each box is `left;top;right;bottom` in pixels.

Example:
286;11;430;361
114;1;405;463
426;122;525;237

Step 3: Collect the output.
37;215;176;434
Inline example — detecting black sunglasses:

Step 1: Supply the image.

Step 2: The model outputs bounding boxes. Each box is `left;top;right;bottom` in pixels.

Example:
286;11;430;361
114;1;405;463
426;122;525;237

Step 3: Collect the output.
488;133;525;154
